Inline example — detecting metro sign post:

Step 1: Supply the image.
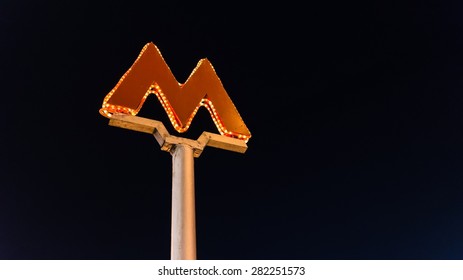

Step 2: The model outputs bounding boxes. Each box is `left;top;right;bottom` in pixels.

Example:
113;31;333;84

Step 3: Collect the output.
99;42;251;260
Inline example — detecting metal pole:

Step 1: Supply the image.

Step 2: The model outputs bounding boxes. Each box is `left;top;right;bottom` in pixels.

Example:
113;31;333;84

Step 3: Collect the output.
107;115;248;260
170;143;197;260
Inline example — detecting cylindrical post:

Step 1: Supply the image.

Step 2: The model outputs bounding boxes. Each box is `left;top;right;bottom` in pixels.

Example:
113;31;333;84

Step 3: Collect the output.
171;143;197;260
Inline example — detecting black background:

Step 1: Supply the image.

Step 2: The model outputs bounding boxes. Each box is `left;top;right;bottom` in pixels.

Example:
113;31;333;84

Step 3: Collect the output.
1;1;463;260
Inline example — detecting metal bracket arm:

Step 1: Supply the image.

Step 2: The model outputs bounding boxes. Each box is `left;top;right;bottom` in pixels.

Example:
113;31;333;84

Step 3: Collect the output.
108;114;248;157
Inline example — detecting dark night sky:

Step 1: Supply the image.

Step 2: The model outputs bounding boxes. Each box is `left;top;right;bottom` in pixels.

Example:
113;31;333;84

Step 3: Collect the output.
1;1;463;260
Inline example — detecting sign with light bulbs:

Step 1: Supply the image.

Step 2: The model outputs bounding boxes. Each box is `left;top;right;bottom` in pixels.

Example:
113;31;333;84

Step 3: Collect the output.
99;42;251;142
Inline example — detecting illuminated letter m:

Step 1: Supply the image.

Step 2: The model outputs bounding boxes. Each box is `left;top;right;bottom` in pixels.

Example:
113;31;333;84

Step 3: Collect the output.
99;42;251;142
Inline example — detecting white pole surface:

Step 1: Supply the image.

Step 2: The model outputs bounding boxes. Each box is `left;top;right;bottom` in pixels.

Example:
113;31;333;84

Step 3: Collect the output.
170;143;197;260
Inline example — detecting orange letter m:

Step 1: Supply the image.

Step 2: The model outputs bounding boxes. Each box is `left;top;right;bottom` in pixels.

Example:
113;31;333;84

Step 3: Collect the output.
99;42;251;142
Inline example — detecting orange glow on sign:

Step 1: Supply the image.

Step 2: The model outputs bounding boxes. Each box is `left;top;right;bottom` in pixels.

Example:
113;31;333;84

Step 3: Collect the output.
99;42;251;142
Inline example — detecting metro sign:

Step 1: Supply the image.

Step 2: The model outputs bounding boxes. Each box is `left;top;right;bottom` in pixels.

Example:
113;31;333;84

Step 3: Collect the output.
99;42;251;142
